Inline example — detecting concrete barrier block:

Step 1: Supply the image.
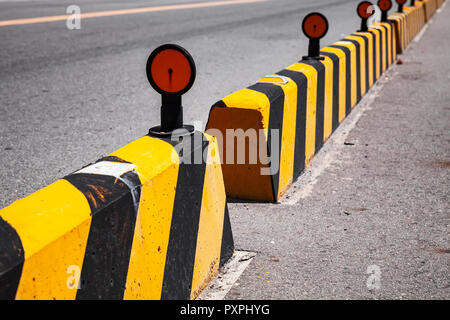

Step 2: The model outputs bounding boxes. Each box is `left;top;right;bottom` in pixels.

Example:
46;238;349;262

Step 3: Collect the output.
0;132;233;300
205;20;400;202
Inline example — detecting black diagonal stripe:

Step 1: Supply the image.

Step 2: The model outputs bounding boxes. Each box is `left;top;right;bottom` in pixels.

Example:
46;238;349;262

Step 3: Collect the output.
377;26;387;73
160;131;209;300
0;217;24;300
276;69;307;182
351;33;370;92
394;17;402;53
330;45;352;116
385;23;393;66
64;169;142;300
389;21;396;62
247;83;284;201
319;51;340;133
379;24;391;67
298;60;326;153
96;155;131;164
219;204;234;268
370;28;382;80
342;39;362;103
388;18;400;54
352;33;370;92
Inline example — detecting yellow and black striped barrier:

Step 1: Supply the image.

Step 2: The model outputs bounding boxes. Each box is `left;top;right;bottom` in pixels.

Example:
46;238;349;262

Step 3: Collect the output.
389;11;408;54
0;44;234;300
0;132;233;300
403;1;426;41
206;20;396;202
421;0;438;21
389;0;443;54
0;0;445;299
205;0;443;202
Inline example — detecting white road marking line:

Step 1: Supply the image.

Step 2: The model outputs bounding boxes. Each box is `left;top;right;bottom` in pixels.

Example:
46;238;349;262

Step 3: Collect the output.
197;251;256;300
0;0;267;27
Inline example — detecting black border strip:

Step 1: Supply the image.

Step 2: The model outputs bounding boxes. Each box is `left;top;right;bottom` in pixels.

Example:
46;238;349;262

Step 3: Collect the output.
319;51;340;133
329;45;352;116
351;33;370;92
388;17;401;54
369;28;382;81
219;204;234;268
379;24;391;67
96;155;132;164
160;131;209;300
377;25;387;73
341;38;362;103
389;20;396;62
0;217;25;300
64;171;142;300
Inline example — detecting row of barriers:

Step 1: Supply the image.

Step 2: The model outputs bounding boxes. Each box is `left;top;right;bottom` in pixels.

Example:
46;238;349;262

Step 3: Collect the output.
205;0;442;202
0;0;445;300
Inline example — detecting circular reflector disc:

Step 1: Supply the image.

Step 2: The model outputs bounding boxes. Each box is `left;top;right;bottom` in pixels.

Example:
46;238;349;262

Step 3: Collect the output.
378;0;393;11
357;1;375;19
146;44;196;95
302;12;329;39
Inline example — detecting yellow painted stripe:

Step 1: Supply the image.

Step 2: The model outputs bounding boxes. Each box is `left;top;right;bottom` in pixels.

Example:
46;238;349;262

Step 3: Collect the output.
0;179;92;299
384;23;393;67
0;0;266;27
111;136;180;300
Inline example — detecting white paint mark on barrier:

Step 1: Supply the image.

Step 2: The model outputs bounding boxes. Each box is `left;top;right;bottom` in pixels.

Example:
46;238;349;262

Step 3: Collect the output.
335;40;353;46
75;161;136;178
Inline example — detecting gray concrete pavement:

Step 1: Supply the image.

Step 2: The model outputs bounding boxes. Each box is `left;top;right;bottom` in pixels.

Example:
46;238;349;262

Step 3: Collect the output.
1;0;368;209
226;3;450;300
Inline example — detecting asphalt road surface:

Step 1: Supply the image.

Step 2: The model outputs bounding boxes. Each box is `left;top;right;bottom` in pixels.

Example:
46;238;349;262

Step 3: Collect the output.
1;0;369;209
